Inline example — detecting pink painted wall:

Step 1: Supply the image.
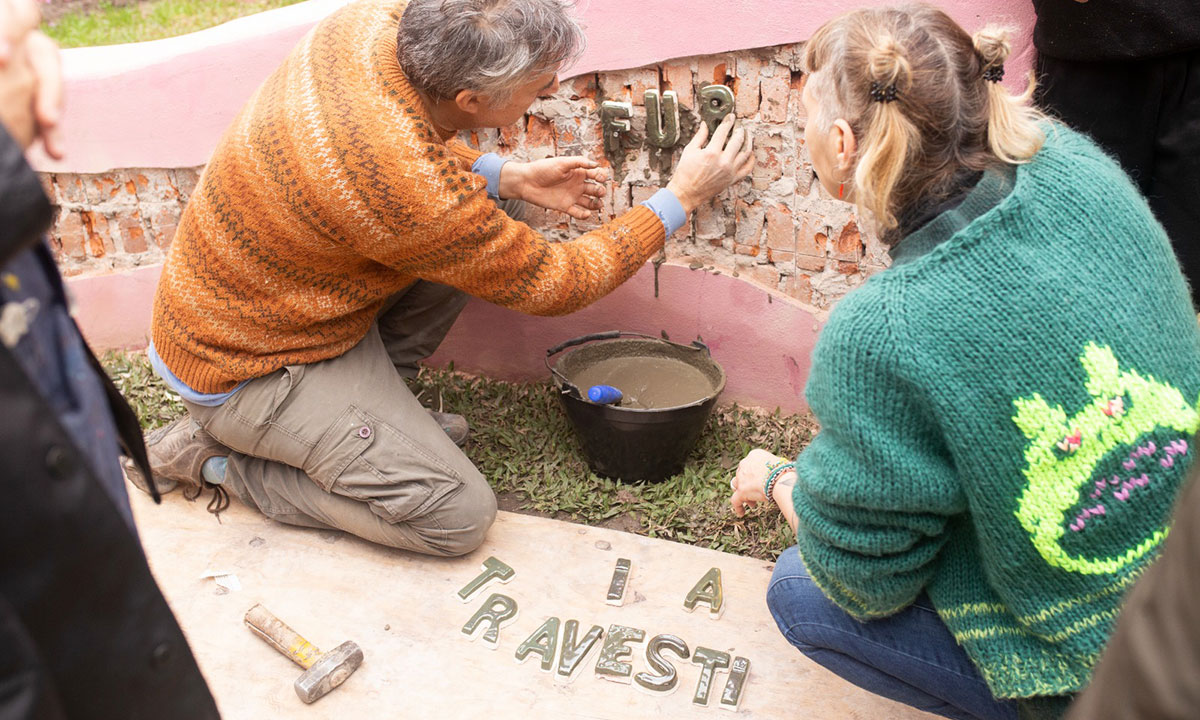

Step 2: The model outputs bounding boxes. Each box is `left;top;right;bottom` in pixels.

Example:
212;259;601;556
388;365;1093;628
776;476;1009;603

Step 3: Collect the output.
70;262;824;413
30;0;1036;174
429;263;824;413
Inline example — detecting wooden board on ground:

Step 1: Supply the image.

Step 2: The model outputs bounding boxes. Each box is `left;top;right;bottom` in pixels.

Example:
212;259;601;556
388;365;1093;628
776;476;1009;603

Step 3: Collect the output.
130;489;935;719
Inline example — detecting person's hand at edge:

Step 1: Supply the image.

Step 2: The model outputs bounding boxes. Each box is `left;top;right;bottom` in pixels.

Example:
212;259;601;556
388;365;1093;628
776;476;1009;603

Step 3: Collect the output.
730;447;800;532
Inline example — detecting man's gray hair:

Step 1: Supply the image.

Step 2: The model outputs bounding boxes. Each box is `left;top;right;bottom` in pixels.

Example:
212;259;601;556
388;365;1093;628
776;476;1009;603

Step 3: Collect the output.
398;0;585;103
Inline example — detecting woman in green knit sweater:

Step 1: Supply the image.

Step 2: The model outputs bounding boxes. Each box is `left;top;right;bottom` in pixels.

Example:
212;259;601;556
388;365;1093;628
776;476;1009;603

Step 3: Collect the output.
729;5;1200;720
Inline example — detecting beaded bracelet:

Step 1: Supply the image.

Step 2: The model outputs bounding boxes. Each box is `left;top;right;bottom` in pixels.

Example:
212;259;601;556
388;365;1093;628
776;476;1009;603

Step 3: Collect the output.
763;461;796;506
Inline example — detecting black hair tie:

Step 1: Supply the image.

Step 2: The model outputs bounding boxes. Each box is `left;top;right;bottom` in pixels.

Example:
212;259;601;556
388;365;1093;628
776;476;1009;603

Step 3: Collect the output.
983;65;1005;83
869;81;899;103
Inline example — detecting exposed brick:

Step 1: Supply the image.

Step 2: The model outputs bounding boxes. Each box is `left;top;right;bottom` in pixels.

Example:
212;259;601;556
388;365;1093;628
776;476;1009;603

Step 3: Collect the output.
630;185;659;206
774;43;803;71
525;115;556;159
733;55;763;117
662;61;694;109
55;173;88;204
80;211;115;258
745;264;781;291
598;70;633;103
694;198;728;242
752;132;784;191
522;203;557;231
147;204;182;250
765;203;794;252
796;255;827;272
800;225;828;258
784;273;813;303
766;246;794;265
836;260;860;275
697;57;733;86
611;184;633;217
627;68;659;106
734;199;765;247
831;220;862;261
86;172;136;206
38;173;56;204
498;122;523;149
569;74;598;100
172;167;202;200
760;76;790;124
552;116;581;146
116;212;148;254
133;169;181;203
796;158;816;196
56;210;87;261
735;244;758;256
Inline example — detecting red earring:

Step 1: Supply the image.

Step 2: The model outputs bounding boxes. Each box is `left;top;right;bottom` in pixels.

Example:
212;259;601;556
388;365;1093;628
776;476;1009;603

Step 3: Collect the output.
838;182;845;199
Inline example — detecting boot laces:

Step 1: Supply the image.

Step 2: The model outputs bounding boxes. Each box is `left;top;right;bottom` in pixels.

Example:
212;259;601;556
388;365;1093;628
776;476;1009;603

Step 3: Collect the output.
182;482;231;519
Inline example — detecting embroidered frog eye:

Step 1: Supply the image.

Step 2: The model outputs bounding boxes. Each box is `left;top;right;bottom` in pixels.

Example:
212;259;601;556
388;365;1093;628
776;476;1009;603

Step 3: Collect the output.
1101;395;1127;419
1056;428;1082;454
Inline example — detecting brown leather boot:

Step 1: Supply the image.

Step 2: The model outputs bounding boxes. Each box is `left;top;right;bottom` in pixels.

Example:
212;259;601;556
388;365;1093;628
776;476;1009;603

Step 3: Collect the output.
123;416;231;514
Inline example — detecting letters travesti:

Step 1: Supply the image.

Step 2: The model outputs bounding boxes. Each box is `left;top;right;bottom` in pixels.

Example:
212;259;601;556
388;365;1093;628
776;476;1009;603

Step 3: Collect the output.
457;560;751;710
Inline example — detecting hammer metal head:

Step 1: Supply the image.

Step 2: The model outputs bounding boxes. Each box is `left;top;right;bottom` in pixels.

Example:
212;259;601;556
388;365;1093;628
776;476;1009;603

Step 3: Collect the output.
294;641;363;704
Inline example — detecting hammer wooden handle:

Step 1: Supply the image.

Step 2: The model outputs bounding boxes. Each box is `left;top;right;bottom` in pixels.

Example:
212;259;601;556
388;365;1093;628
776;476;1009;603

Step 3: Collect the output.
245;604;322;670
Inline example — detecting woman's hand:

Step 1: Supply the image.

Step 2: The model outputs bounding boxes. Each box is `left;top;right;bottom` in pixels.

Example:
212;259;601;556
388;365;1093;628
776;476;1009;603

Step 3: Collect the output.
730;447;800;532
498;156;610;219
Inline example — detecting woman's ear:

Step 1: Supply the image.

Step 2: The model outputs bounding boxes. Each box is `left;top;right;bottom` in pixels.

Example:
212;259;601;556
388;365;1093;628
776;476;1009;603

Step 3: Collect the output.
833;118;857;173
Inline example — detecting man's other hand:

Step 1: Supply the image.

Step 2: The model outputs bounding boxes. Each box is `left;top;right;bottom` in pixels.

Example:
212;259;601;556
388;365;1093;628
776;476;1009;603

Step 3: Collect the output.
499;156;610;220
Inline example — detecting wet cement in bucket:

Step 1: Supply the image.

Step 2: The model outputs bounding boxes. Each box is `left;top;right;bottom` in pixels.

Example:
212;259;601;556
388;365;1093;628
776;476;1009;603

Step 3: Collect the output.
571;355;715;409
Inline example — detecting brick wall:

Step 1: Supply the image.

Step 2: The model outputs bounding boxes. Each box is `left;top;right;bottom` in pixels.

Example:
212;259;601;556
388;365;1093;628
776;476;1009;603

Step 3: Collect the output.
39;167;201;277
37;43;887;306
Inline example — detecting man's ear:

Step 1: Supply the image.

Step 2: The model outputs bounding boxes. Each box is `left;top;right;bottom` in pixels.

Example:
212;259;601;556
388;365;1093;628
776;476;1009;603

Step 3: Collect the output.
833;118;857;173
454;89;483;116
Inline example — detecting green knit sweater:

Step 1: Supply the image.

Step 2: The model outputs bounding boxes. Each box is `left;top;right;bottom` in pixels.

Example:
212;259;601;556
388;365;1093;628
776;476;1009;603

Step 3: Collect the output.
792;125;1200;699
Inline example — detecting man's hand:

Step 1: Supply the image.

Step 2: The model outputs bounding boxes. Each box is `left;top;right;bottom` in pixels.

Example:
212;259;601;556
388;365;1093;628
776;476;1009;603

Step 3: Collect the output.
730;447;800;532
498;156;610;220
666;113;754;214
0;0;64;158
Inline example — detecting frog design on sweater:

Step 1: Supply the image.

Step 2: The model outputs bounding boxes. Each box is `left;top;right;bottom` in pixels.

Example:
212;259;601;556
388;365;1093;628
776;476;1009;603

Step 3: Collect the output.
1012;343;1199;575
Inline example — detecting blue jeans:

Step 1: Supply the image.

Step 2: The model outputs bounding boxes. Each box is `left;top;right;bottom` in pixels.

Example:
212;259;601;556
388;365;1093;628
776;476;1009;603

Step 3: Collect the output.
767;547;1019;720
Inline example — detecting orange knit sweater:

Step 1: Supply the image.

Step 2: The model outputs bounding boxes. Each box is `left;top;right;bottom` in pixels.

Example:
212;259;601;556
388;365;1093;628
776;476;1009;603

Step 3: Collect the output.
151;0;665;393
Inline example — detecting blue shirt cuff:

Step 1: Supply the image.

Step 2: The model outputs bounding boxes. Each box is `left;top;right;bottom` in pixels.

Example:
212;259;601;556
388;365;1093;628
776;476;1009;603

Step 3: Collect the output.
641;188;688;237
471;153;509;199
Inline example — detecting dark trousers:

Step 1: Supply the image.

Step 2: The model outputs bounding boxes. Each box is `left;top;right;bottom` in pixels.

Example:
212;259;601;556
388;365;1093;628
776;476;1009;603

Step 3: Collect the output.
1036;51;1200;306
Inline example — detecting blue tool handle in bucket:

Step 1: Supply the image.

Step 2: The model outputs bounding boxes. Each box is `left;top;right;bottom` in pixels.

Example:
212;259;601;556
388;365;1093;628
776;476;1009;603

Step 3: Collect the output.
587;385;623;405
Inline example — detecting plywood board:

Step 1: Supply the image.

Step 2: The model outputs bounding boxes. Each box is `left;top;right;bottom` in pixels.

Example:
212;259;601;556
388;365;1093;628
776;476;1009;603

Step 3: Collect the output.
130;490;935;719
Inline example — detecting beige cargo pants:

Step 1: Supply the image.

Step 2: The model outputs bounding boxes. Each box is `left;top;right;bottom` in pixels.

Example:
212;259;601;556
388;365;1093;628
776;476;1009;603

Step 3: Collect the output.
185;280;495;556
184;201;528;555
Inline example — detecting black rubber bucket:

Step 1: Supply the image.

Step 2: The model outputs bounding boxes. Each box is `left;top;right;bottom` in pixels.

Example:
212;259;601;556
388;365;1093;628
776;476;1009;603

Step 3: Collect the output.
546;331;726;483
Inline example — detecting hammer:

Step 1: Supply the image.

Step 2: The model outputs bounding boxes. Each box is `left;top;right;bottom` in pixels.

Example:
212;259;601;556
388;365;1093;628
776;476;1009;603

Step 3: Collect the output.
244;604;363;703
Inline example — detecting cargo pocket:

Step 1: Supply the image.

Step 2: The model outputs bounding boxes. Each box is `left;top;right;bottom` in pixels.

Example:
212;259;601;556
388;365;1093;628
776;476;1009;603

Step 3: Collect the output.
305;405;464;524
225;364;305;430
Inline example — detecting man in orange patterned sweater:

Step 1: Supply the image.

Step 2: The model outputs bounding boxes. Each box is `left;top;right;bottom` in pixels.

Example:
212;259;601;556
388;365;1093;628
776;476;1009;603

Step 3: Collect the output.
125;0;752;556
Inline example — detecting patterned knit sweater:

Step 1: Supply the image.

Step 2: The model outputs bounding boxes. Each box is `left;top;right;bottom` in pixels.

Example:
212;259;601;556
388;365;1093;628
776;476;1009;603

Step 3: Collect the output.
791;126;1200;699
151;0;665;393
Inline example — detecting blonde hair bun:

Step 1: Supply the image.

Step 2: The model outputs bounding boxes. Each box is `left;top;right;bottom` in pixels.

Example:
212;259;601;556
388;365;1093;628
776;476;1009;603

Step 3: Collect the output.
973;25;1013;68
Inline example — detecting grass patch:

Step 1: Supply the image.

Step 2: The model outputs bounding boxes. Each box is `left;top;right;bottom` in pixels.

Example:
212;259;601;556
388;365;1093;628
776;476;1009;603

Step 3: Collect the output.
45;0;308;49
103;351;816;561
